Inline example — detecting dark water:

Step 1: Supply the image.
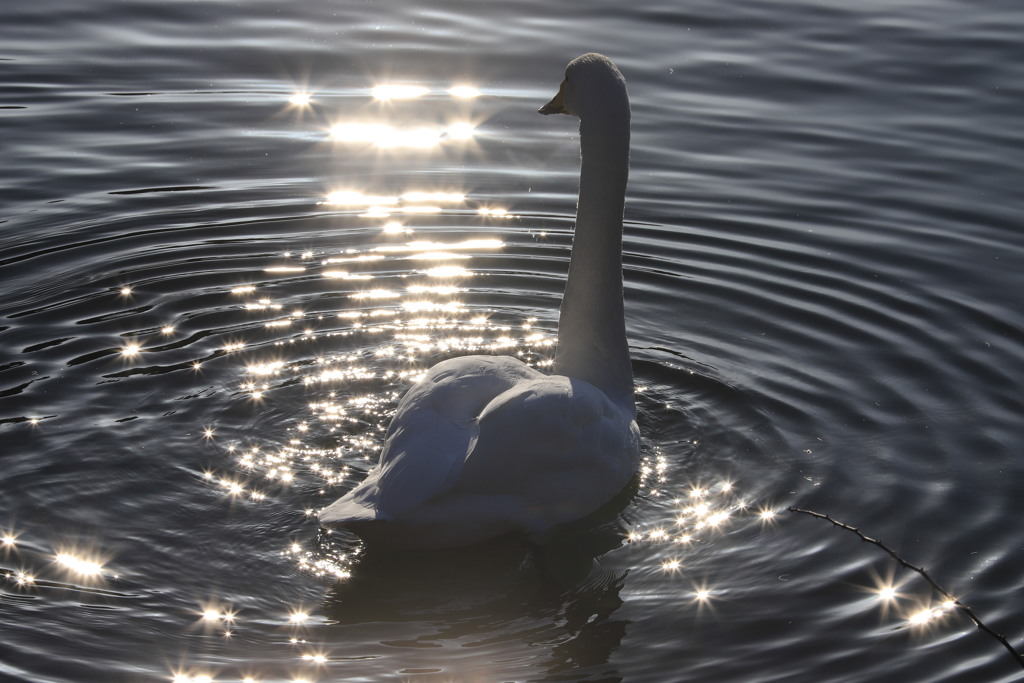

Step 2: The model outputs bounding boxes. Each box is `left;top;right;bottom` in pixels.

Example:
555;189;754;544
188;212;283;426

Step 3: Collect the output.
3;1;1024;681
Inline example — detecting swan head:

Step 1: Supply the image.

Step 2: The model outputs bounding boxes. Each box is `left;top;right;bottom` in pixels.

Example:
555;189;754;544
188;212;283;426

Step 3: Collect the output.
538;53;628;120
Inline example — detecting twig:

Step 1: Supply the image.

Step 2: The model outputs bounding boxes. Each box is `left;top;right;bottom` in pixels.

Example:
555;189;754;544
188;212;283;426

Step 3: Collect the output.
787;506;1024;670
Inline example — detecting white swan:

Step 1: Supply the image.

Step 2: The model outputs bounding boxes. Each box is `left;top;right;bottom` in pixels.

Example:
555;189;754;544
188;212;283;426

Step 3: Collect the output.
319;53;639;548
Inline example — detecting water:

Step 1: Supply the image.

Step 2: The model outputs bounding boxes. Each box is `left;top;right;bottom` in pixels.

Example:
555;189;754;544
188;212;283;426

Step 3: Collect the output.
2;1;1023;681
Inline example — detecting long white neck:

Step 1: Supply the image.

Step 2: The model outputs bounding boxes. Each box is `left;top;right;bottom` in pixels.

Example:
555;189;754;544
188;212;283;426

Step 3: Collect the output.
553;107;633;414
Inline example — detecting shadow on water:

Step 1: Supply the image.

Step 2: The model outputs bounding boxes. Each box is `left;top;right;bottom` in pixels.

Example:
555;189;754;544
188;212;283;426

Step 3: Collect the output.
320;491;638;682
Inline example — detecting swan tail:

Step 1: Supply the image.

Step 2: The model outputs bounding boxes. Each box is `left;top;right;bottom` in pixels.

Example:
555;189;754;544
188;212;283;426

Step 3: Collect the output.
318;469;389;527
318;495;382;526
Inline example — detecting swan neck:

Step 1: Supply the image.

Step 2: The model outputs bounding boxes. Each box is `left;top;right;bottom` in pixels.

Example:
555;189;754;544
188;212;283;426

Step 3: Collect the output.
553;108;633;412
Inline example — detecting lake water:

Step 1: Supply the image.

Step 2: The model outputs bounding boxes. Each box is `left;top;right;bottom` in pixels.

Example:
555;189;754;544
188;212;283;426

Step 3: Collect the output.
2;1;1023;681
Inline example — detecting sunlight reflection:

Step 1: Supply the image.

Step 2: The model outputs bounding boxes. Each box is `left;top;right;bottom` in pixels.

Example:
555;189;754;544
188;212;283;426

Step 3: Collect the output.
328;122;394;143
378;127;443;149
55;553;104;577
324;190;398;206
409;252;470;262
904;599;957;628
289;92;312;107
323;254;386;265
424;265;471;278
477;207;510;217
445;122;476;140
247;361;285;375
322;270;373;280
329;121;476;149
245;299;283;311
350;289;400;300
877;585;898;602
323;190;471;218
301;652;329;664
448;85;481;98
400;191;465;203
374;239;500;253
908;608;936;625
264;266;306;274
171;674;211;683
371;84;429;100
407;284;464;295
396;205;442;214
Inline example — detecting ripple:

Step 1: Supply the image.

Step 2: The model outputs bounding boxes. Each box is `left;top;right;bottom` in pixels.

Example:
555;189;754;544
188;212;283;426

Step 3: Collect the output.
2;2;1024;681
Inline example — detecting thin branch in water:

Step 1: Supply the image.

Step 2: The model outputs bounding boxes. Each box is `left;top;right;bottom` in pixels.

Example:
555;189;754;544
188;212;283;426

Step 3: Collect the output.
787;506;1024;670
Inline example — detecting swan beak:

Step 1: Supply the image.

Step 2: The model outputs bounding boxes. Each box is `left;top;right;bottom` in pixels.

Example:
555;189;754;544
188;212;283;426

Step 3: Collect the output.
539;79;568;115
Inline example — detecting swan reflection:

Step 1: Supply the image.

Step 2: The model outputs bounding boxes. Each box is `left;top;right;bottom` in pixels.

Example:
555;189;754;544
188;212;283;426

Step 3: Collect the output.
317;517;631;679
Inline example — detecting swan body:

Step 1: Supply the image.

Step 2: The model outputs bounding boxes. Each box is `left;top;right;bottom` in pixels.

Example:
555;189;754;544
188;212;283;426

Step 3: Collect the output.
320;54;639;548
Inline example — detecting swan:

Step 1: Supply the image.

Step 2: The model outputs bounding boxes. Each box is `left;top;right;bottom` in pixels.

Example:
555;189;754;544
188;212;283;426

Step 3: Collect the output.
319;53;639;548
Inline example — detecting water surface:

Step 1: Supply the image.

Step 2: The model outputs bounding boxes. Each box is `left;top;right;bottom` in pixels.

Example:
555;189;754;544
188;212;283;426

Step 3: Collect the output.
2;1;1024;681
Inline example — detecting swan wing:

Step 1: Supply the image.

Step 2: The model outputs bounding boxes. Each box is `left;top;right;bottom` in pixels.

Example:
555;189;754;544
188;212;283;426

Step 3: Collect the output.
320;356;544;524
456;376;640;527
